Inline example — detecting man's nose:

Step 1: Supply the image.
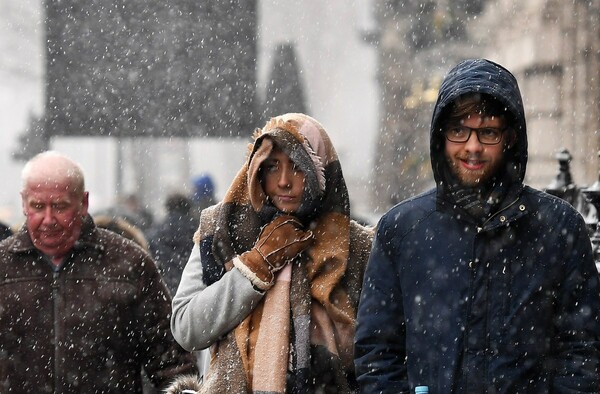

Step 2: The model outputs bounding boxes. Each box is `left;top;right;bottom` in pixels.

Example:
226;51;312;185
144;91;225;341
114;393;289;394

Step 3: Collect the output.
42;206;56;224
464;130;484;151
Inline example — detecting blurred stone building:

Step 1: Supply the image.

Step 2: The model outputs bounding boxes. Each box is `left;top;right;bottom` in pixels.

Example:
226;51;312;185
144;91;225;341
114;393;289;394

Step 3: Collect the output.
2;1;378;223
372;0;600;213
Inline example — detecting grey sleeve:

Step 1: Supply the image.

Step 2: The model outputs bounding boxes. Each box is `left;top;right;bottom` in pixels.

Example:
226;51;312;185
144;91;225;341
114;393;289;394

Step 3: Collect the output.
170;243;264;351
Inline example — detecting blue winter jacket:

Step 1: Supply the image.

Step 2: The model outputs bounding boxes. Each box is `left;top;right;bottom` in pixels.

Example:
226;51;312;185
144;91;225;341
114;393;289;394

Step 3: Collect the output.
354;59;600;393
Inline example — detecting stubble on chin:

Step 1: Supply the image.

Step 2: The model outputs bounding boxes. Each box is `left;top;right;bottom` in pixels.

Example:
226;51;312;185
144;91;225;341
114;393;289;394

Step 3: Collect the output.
446;157;482;187
454;167;486;187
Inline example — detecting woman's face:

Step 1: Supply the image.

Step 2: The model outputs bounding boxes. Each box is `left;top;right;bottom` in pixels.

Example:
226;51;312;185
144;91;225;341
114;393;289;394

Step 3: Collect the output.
261;148;305;213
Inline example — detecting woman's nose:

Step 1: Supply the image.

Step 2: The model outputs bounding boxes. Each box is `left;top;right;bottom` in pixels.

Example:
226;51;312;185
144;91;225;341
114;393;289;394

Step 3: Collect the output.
278;169;292;188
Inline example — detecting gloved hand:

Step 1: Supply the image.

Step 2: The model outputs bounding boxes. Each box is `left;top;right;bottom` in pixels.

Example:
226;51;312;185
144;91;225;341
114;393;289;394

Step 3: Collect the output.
234;215;313;290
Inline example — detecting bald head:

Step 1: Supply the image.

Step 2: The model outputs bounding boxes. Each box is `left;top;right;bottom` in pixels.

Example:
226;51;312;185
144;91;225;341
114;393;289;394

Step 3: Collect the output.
21;151;85;197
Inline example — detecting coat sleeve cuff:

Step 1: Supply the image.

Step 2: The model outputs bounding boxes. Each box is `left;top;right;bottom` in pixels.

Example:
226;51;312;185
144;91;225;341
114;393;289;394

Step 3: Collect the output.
233;256;273;291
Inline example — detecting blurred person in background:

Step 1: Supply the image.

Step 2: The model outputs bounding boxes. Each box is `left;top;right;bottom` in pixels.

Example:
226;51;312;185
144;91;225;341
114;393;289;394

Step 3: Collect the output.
0;151;197;392
190;173;216;220
118;193;155;233
168;113;373;393
0;222;12;241
98;193;155;235
94;214;149;251
147;192;197;296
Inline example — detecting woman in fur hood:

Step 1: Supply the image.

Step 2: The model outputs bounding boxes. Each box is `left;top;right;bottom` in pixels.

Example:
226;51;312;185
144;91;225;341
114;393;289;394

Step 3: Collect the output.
168;113;373;393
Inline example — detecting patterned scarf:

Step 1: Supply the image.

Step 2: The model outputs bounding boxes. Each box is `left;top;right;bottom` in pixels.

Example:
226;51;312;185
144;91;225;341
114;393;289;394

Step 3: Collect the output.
193;113;373;393
439;145;525;224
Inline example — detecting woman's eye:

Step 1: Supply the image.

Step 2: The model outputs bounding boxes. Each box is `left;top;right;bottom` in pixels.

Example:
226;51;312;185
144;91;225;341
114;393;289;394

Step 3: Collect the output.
265;164;278;173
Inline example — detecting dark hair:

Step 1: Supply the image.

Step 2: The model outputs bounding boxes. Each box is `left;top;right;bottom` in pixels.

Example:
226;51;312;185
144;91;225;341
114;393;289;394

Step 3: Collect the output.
165;193;192;214
444;93;513;129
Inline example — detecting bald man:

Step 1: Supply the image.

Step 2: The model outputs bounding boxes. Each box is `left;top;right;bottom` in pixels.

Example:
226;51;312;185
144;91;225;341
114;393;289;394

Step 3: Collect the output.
0;151;197;392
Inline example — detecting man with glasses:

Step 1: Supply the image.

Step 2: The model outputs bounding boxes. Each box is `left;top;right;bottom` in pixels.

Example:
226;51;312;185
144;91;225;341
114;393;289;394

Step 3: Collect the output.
355;59;600;393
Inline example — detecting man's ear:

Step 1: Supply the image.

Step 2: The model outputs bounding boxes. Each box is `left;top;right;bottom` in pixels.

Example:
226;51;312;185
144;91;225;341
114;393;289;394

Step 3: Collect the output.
81;191;90;217
20;191;28;216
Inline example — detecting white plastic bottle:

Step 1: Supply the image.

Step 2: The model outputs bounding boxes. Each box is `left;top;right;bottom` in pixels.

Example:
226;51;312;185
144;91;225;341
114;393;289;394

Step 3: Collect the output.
415;385;429;394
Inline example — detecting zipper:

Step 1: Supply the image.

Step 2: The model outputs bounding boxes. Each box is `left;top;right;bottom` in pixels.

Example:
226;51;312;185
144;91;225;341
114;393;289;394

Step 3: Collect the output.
462;196;523;390
472;196;520;263
52;271;60;390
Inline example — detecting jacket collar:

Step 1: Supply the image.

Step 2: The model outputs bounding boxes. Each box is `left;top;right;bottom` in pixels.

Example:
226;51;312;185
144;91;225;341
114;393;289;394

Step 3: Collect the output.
436;183;527;230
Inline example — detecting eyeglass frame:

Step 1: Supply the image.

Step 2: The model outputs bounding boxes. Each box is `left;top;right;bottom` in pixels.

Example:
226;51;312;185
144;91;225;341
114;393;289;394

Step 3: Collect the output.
444;125;508;145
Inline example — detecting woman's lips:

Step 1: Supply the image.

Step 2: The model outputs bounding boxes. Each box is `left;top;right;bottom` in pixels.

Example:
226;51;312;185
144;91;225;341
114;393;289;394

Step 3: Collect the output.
276;195;298;202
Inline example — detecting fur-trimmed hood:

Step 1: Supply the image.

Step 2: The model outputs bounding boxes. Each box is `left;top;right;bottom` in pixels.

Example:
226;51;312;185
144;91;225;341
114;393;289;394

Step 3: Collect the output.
164;374;202;394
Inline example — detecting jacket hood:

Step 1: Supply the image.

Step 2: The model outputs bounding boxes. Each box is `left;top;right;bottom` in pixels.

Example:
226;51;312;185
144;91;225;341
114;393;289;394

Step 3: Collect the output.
430;58;528;188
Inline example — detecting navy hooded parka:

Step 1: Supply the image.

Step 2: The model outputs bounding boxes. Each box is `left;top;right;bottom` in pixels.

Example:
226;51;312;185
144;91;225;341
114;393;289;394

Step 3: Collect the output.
354;59;600;393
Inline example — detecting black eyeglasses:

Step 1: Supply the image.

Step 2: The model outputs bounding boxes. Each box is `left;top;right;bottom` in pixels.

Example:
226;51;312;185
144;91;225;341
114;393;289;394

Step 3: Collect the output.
445;126;506;145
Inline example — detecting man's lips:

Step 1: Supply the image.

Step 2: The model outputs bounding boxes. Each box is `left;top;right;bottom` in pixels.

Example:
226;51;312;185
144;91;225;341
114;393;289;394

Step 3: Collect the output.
38;228;63;239
460;158;485;170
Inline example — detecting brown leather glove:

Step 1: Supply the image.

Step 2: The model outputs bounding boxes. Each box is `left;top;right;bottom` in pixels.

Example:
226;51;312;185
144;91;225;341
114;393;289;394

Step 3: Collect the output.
234;215;313;291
